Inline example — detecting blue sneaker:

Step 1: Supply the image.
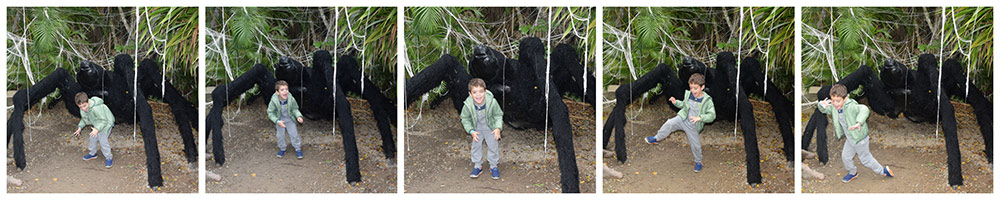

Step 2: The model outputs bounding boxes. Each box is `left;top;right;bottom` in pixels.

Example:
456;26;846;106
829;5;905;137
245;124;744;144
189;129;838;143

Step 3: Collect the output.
694;162;703;172
842;173;858;183
645;136;659;144
470;167;483;178
105;159;113;168
296;150;304;159
883;166;895;177
83;153;98;161
490;167;500;179
277;150;286;158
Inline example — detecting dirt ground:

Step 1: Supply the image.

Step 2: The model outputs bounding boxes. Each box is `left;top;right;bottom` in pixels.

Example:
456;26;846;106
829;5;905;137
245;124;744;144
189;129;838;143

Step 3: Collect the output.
602;97;795;193
800;101;993;193
205;97;396;193
404;99;596;193
7;101;197;193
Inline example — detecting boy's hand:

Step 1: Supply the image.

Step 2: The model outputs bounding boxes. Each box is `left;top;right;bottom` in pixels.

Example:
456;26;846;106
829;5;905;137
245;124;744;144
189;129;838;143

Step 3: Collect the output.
669;97;677;104
278;120;286;128
819;98;831;107
688;116;701;123
849;123;861;130
297;117;304;124
89;127;99;137
492;128;501;140
73;128;82;136
471;131;480;142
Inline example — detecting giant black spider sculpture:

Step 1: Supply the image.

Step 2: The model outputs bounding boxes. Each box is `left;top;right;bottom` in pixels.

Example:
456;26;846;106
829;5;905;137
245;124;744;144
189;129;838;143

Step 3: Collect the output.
404;37;595;193
7;54;199;188
802;53;992;188
602;52;795;186
206;50;396;184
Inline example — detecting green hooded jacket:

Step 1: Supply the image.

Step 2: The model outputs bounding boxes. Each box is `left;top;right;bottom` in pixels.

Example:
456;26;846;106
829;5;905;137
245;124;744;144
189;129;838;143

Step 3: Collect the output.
267;93;303;124
817;98;870;144
78;96;115;133
460;90;504;134
672;90;716;132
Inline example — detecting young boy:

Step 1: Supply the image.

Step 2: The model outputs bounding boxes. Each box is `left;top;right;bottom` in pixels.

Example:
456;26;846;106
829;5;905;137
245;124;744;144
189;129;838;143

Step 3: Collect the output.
644;73;715;172
268;80;305;159
818;84;894;182
460;78;504;179
73;92;115;168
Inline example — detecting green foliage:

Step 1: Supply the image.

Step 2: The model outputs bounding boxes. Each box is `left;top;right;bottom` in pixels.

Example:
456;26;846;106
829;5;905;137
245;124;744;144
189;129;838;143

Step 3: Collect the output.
802;7;992;101
205;7;397;100
7;7;199;102
604;7;796;102
404;7;596;105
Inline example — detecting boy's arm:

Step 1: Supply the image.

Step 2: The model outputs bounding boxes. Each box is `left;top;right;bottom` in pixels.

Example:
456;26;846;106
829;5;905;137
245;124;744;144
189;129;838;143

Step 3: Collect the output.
673;99;686;109
290;99;304;120
460;106;475;134
489;100;504;131
854;104;870;123
77;111;88;129
816;103;832;114
266;101;280;123
701;99;716;123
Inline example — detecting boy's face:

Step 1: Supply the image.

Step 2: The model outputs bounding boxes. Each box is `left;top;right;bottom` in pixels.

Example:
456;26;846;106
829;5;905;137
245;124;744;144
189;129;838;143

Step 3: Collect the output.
469;86;486;104
77;102;89;112
689;83;705;97
277;85;289;100
831;96;845;109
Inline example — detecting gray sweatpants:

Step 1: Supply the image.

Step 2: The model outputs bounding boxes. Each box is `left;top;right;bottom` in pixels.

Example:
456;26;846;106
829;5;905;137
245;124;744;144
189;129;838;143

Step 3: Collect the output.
276;117;301;151
654;116;702;163
471;132;500;169
841;136;884;175
87;126;113;160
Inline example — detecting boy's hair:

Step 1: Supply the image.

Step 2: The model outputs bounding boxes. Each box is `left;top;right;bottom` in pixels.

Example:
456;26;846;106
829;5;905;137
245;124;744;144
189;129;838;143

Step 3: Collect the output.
688;73;706;86
74;92;89;105
830;84;848;98
275;80;289;91
468;78;486;91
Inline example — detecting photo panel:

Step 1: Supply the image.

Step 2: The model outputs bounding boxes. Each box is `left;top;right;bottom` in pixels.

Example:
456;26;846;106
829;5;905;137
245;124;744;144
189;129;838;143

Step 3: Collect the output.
800;7;993;193
602;6;795;193
203;7;398;193
403;7;598;193
6;6;200;193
